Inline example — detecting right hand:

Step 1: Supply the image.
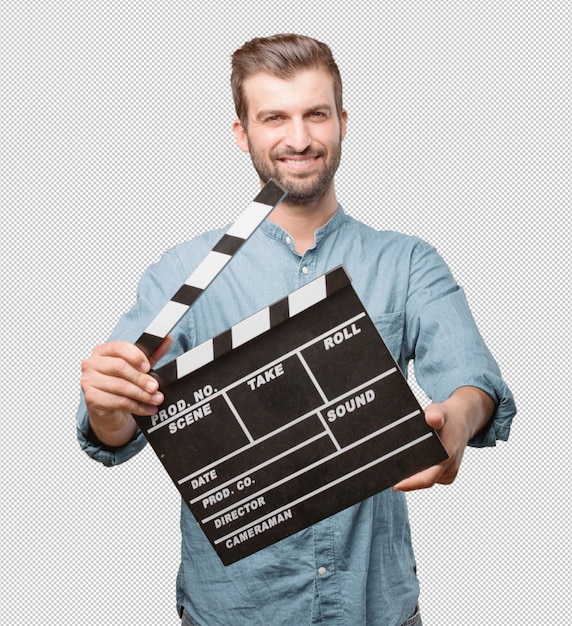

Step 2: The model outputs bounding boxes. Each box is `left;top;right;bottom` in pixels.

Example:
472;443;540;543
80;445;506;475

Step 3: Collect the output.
80;336;172;447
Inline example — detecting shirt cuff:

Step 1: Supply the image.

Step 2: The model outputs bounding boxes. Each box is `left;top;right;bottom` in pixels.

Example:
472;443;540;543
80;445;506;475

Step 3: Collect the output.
430;370;516;448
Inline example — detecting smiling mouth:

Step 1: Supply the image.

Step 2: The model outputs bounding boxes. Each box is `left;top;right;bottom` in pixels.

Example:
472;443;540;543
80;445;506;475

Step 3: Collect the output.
277;155;320;169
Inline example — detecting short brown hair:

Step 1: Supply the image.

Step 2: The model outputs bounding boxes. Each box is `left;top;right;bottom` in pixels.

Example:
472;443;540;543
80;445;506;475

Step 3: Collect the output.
231;33;343;127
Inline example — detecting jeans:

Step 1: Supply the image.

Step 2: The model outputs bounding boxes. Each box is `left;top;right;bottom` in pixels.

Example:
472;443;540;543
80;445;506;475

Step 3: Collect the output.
181;605;422;626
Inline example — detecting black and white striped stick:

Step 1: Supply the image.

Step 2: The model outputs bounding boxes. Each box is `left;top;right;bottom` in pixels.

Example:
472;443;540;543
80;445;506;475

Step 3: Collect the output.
135;179;288;357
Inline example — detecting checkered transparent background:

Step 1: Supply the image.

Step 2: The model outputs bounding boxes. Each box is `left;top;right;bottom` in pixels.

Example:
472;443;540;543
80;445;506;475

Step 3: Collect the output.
2;2;570;624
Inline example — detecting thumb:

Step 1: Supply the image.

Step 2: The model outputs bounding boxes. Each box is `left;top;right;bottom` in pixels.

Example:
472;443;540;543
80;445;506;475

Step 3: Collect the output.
424;403;446;431
149;334;173;369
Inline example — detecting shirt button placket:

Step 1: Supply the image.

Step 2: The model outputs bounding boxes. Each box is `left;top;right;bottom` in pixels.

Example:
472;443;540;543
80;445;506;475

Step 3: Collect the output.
298;254;314;285
313;520;342;624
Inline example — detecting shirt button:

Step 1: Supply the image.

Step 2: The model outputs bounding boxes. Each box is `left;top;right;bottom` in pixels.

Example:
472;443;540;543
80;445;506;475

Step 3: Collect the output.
318;566;327;576
285;236;292;245
302;266;309;275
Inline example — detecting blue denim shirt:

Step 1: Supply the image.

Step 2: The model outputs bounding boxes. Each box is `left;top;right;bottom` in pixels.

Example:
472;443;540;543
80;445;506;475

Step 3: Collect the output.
77;206;515;625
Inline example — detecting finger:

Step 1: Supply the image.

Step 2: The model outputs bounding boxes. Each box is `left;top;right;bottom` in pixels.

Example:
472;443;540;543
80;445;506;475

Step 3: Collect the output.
90;388;163;417
393;464;444;492
424;405;446;431
82;350;158;393
82;363;164;409
92;340;151;373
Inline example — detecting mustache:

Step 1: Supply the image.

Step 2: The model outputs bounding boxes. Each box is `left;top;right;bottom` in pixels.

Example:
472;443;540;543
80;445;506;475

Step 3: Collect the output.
270;147;325;159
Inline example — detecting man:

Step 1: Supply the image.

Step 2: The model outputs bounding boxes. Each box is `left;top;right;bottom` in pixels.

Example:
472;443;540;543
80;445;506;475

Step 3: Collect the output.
77;34;516;625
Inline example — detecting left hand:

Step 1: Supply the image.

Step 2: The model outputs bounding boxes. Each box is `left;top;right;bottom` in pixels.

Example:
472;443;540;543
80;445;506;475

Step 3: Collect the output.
393;386;495;491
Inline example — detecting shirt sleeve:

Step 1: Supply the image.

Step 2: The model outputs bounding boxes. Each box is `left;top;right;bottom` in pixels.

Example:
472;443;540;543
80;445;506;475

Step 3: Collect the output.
404;240;516;447
75;246;196;466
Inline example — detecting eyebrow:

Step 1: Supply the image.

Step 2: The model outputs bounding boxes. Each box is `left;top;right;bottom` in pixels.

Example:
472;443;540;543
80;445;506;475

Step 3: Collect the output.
255;109;283;121
255;104;333;121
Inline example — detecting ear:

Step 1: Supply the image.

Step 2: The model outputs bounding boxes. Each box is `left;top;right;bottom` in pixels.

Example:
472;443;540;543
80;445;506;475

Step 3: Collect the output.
340;109;348;141
232;118;249;153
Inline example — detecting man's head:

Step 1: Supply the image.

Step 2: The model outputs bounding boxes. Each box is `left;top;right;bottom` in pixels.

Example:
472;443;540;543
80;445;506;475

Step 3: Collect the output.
231;34;347;207
231;33;343;128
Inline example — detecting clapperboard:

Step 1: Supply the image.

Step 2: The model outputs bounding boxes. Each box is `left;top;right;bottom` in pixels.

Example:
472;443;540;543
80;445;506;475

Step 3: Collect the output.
132;180;448;565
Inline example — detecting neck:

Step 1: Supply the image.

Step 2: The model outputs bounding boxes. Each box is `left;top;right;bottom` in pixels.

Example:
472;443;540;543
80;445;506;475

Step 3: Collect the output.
267;184;338;254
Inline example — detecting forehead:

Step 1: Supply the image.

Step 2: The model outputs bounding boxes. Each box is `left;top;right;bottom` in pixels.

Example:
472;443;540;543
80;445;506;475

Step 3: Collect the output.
242;69;336;117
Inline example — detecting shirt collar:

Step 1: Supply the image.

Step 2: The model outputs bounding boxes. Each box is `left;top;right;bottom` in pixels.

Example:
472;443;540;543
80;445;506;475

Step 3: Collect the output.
260;204;347;249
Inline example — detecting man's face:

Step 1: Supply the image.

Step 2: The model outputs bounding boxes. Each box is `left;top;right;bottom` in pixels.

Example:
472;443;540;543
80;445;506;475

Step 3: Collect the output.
233;69;347;206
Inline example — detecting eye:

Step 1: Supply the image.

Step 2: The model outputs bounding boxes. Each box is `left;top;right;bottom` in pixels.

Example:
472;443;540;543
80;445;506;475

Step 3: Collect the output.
309;110;328;120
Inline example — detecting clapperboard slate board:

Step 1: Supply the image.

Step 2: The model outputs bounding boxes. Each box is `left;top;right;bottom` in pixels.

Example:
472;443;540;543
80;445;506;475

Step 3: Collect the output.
132;182;448;565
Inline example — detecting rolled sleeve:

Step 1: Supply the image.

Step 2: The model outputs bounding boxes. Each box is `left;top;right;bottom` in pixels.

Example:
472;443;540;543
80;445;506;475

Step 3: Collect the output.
430;367;515;447
406;242;516;447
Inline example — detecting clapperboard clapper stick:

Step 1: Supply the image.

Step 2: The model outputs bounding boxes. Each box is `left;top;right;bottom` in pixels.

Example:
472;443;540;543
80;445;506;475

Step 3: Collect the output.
135;179;288;358
132;262;449;565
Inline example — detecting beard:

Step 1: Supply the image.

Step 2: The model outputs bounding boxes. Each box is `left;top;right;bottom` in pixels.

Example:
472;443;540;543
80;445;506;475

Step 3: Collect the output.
247;139;342;206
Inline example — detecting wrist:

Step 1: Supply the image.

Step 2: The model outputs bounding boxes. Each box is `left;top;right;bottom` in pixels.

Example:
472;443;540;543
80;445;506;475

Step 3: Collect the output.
446;386;495;440
88;412;137;448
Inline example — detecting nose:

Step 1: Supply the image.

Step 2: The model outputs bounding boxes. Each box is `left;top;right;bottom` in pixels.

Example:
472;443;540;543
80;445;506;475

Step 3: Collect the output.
284;118;311;152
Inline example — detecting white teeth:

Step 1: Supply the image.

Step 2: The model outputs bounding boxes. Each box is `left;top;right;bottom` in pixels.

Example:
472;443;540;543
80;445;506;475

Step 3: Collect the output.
284;158;316;166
